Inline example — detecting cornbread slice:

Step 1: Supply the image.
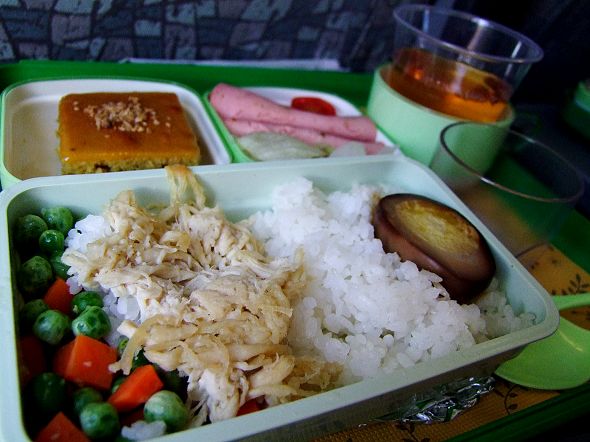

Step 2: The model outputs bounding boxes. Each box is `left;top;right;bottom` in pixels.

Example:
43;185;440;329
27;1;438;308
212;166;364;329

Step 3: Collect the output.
58;92;201;174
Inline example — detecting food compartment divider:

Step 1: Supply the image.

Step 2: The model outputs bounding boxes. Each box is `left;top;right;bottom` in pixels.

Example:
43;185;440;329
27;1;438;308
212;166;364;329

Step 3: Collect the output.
0;155;558;441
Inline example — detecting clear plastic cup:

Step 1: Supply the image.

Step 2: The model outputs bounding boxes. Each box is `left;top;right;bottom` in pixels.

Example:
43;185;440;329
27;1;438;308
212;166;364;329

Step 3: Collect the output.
388;5;543;123
430;122;584;266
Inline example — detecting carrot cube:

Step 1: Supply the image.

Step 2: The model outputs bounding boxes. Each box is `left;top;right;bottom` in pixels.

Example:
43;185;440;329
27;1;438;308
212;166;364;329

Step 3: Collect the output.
35;412;89;442
53;335;117;390
108;365;163;413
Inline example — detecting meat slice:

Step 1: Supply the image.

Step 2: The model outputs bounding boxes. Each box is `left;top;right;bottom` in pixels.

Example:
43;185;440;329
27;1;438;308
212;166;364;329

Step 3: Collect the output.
210;83;377;142
224;118;386;155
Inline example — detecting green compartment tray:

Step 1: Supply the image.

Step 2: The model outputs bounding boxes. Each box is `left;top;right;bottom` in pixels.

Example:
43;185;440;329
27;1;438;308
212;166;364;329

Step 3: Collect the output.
0;59;587;272
0;59;589;440
201;85;397;163
0;155;560;441
562;80;590;141
0;60;374;108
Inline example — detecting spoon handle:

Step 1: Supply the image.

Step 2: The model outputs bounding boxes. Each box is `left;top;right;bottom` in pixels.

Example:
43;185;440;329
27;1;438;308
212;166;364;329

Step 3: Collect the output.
552;292;590;311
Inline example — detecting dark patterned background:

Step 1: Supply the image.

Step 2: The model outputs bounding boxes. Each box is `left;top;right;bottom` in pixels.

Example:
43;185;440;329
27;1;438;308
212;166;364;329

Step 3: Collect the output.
0;0;588;104
0;0;416;71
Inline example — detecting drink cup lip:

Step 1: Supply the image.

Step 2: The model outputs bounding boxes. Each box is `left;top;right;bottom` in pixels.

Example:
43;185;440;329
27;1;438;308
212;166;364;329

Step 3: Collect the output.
438;121;585;204
393;4;544;65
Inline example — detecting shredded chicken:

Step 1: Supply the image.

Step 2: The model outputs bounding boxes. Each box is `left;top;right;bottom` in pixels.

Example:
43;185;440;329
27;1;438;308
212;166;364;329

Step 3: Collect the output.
62;164;340;423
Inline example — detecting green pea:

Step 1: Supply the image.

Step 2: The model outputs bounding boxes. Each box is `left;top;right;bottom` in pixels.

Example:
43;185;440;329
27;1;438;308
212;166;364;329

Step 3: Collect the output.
79;402;120;439
111;376;127;395
117;336;151;371
38;229;65;256
71;291;104;315
14;214;48;251
131;349;150;371
144;390;189;433
41;207;74;236
33;309;71;345
116;337;129;357
116;337;148;369
71;306;111;340
49;252;70;281
73;387;103;416
17;255;54;297
29;372;66;416
19;299;49;331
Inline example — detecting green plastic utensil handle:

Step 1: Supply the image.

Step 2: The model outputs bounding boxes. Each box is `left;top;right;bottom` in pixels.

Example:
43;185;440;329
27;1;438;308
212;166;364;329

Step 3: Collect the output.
552;292;590;311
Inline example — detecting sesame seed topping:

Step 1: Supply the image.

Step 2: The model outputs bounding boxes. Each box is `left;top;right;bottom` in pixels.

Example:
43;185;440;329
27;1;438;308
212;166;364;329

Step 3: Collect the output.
81;96;159;132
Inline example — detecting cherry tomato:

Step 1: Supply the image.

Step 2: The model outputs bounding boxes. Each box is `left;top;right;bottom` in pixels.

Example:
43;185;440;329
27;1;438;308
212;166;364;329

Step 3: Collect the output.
290;96;337;116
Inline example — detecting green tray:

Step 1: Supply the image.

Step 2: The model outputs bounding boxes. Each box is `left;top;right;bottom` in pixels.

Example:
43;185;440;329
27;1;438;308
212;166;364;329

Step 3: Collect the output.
201;86;254;162
0;59;588;439
450;382;590;441
0;60;587;273
0;60;373;107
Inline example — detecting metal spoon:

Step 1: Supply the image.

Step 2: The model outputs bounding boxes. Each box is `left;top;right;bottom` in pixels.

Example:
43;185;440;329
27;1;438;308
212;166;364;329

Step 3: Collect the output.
495;293;590;390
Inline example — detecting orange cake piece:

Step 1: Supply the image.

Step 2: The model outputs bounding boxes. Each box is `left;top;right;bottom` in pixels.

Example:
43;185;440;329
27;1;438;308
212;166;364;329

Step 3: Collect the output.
58;92;201;174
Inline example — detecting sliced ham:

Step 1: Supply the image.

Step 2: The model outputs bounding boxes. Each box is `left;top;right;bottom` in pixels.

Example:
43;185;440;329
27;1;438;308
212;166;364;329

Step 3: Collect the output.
223;118;387;155
210;83;377;142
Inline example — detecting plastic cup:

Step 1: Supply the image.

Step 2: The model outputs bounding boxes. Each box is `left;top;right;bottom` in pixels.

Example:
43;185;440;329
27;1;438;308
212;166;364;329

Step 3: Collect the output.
367;5;543;165
390;5;543;122
430;122;584;265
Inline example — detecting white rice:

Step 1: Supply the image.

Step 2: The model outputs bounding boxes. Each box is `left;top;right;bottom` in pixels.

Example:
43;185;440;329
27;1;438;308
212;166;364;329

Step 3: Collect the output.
65;215;131;348
121;420;166;441
65;177;534;386
65;214;113;253
247;178;533;384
